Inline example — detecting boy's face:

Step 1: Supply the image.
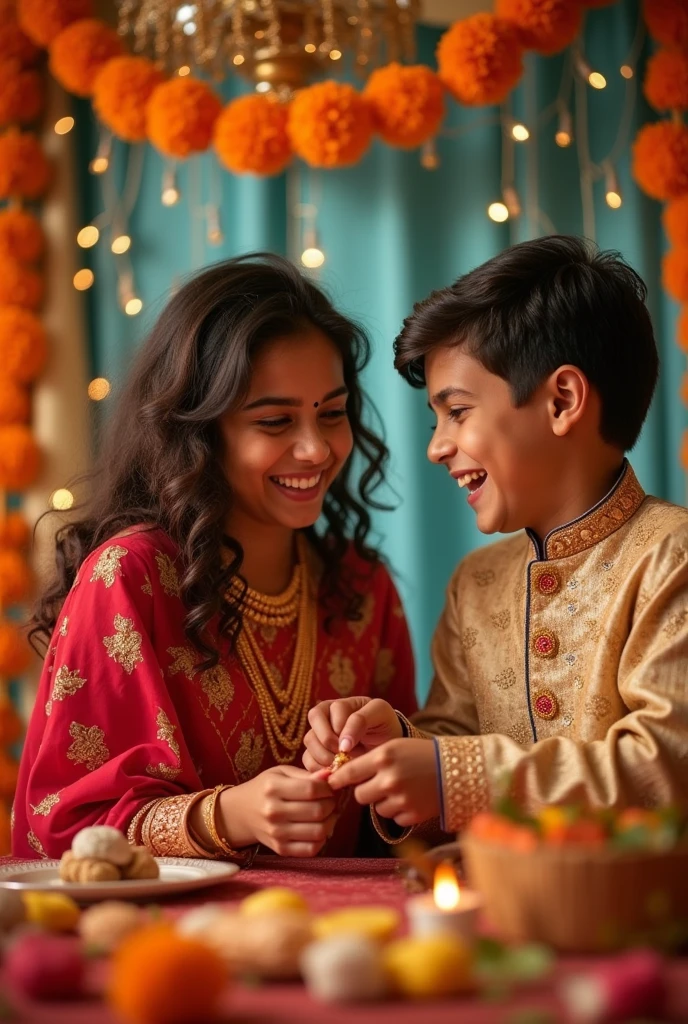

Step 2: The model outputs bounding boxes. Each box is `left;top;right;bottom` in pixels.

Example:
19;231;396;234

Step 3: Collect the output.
426;345;556;535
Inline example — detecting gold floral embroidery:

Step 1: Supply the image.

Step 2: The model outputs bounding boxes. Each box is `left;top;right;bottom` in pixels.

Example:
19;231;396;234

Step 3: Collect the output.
493;668;516;690
90;545;128;589
670;545;688;569
103;614;144;674
348;593;375;641
167;646;197;681
31;792;61;816
663;609;688;639
546;465;644;558
200;665;234;718
472;569;496;587
155;551;181;597
235;729;266;781
10;803;14;830
490;610;511;630
146;763;182;781
601;574;619;595
59;616;69;637
46;665;87;715
437;736;489;832
374;648;394;692
461;627;478;650
584;694;612;720
507;722;532;746
27;830;47;858
153;707;180;761
328;652;356;696
141;574;153;596
260;624;278;645
67;722;109;771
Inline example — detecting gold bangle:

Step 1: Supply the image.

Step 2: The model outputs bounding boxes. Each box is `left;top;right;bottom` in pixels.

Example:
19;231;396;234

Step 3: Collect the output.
203;785;256;864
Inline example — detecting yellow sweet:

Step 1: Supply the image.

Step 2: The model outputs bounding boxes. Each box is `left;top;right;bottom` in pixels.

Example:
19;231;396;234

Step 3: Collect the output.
313;906;400;944
240;887;309;917
383;935;474;999
22;891;80;932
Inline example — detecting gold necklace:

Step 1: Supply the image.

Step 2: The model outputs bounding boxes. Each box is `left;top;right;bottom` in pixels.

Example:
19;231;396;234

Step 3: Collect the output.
233;535;317;765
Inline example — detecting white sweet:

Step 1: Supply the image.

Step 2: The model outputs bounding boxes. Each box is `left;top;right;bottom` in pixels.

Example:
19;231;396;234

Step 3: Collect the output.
176;904;225;938
71;825;133;867
301;935;389;1003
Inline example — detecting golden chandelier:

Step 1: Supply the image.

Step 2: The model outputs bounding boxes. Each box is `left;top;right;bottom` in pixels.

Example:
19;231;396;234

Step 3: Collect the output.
116;0;420;93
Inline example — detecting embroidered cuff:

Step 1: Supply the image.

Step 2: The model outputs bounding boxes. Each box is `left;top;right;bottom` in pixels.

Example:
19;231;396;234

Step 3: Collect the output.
435;735;490;832
369;805;413;845
139;792;213;858
395;710;432;740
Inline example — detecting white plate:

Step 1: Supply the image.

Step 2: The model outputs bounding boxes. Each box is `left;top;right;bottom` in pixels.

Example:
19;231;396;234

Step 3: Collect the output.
0;858;240;902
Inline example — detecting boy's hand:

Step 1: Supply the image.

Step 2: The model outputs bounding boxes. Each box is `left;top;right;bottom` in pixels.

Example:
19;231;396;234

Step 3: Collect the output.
302;697;403;773
326;738;440;828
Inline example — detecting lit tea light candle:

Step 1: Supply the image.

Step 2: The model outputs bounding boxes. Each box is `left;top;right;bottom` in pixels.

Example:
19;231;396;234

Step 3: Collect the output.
406;861;482;944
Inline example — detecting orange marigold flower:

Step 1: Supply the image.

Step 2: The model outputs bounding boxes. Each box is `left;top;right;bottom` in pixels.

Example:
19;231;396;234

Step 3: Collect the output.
0;511;30;549
147;77;222;158
92;56;164;143
644;47;688;111
663;195;688;247
0;377;29;425
0;547;31;604
214;94;292;176
437;14;523;107
0;424;40;490
663;246;688;301
681;370;688;405
0;693;23;745
0;21;39;66
0;60;43;126
0;617;30;676
108;925;226;1024
363;63;445;148
0;306;47;382
49;18;123;98
678;306;688;352
643;0;688;47
17;0;93;48
632;121;688;200
0;128;51;199
496;0;581;54
288;81;373;168
579;0;615;6
0;256;42;308
0;207;43;262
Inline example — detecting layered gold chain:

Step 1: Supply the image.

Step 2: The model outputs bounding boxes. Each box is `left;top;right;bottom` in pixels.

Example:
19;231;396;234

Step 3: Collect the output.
232;535;317;765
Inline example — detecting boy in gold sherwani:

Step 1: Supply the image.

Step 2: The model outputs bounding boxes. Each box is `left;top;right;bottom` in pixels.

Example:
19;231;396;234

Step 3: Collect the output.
304;235;688;839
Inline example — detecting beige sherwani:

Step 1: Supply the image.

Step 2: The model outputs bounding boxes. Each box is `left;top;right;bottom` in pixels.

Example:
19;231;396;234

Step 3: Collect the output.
412;462;688;832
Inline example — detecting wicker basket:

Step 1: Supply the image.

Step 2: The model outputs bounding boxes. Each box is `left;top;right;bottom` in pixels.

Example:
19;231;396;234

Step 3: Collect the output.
462;834;688;953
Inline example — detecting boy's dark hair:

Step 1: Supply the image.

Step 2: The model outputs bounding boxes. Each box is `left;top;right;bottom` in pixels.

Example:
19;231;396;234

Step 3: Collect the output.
394;235;658;451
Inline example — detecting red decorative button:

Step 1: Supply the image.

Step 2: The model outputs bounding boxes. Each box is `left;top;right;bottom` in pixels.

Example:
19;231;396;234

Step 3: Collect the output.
533;689;559;720
532;629;559;658
534;567;560;596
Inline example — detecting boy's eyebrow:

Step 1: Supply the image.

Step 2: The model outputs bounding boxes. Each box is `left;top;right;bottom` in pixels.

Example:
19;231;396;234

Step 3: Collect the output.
243;386;348;411
430;386;476;406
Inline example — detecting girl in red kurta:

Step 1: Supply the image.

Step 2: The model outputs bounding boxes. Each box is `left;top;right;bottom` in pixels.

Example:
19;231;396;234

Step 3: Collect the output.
14;254;416;863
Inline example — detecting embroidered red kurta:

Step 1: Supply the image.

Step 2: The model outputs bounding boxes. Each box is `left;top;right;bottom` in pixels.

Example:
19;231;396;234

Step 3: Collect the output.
13;528;416;859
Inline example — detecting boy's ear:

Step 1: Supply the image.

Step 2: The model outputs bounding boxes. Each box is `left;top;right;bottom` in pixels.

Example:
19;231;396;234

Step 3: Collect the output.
545;365;589;437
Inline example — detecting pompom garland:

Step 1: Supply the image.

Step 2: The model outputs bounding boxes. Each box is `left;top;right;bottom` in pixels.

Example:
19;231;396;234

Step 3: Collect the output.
0;618;30;677
214;94;292;176
0;22;39;67
495;0;581;55
146;77;222;158
644;47;688;112
0;257;42;309
0;424;40;490
288;81;373;168
437;14;523;107
49;19;123;98
632;121;688;201
0;129;51;199
363;63;445;148
0;61;43;125
0;378;30;425
0;512;31;549
0;207;43;262
663;196;688;248
643;0;688;47
0;547;31;605
17;0;93;48
0;306;48;382
92;56;164;143
663;247;688;302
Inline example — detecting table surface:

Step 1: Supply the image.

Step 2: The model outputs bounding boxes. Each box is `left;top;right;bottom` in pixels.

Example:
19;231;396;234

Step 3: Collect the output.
1;855;688;1024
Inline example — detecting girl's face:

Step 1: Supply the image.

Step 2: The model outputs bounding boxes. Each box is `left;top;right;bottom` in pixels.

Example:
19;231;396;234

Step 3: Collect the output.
220;326;354;532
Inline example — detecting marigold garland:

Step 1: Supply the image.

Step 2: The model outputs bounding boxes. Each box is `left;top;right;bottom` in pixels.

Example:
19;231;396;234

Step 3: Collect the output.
632;121;688;201
92;56;165;144
0;424;40;490
663;196;688;248
0;60;43;126
363;63;445;149
0;511;30;549
0;547;31;605
437;14;523;107
663;247;688;302
579;0;616;6
0;619;30;677
49;18;123;98
0;695;22;746
495;0;581;55
288;80;373;168
0;378;29;425
678;307;688;353
214;94;292;176
0;207;43;262
0;21;39;67
17;0;93;49
0;752;18;799
0;306;47;382
0;256;42;309
643;0;688;47
0;128;51;200
644;47;688;112
147;77;222;159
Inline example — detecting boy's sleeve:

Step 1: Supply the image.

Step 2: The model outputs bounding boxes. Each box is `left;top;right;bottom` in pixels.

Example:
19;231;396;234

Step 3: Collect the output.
435;537;688;832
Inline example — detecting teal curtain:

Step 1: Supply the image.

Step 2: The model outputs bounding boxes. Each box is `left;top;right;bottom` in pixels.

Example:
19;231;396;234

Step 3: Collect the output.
74;0;684;698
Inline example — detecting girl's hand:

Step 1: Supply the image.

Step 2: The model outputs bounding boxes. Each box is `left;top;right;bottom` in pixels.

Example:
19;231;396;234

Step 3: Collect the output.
302;696;403;772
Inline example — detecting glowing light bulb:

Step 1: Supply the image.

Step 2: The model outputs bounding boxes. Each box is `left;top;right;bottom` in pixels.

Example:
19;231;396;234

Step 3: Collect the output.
555;108;573;148
511;122;530;142
304;42;316;53
487;202;509;223
77;225;99;248
301;247;325;269
54;116;74;135
90;155;109;174
88;378;111;400
604;162;622;210
588;71;606;90
178;65;191;76
233;54;245;65
329;49;342;60
256;81;271;93
620;65;633;80
111;234;131;254
50;488;74;510
73;269;94;290
125;297;143;316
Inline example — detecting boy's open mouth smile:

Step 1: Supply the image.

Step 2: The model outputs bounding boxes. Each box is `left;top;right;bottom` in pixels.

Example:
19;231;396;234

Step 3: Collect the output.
451;469;488;505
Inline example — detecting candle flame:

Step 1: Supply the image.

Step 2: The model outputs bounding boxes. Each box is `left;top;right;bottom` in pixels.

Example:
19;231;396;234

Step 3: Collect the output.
433;861;460;910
